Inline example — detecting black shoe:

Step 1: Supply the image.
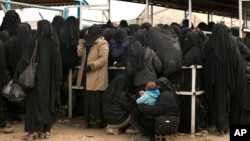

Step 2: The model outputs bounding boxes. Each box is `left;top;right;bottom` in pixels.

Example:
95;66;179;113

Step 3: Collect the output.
216;131;224;137
132;135;151;141
86;122;106;129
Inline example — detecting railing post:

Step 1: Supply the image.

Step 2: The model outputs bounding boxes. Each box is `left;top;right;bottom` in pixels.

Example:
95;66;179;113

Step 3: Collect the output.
191;65;196;137
68;69;73;118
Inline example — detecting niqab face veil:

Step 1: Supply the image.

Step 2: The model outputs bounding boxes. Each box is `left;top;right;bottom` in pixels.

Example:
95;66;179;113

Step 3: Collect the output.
127;41;146;71
59;16;79;49
0;10;21;37
36;20;58;44
85;24;102;48
210;23;232;64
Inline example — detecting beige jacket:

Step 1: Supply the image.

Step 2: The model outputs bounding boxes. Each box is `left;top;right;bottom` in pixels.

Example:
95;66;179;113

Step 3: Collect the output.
76;37;109;91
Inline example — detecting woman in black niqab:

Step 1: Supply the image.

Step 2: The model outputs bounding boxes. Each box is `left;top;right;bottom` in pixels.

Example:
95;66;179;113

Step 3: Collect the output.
52;15;65;38
0;10;21;37
12;23;32;77
0;40;10;129
59;16;80;70
16;20;62;139
127;41;146;73
203;23;249;135
129;29;149;47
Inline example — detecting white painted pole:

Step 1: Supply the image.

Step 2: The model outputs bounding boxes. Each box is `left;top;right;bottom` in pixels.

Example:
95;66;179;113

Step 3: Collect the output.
151;4;153;25
107;0;110;20
146;0;149;22
68;69;72;118
188;0;192;28
191;65;196;137
239;0;243;38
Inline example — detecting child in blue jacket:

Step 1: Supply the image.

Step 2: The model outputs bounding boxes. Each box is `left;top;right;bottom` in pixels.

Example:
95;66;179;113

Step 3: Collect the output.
136;81;160;105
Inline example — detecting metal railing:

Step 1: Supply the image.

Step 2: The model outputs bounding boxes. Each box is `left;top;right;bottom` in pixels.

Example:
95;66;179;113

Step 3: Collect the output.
67;65;205;137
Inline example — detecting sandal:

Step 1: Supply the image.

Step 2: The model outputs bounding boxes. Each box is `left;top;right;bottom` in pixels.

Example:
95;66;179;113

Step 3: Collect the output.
38;132;45;139
45;132;51;139
23;133;37;141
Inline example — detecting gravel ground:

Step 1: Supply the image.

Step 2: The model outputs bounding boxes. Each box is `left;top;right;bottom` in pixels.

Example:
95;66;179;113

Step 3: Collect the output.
0;117;229;141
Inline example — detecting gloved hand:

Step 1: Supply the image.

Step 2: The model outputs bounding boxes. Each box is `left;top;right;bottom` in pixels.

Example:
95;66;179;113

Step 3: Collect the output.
84;65;91;73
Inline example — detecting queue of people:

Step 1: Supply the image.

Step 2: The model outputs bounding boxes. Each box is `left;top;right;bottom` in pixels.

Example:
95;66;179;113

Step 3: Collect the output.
1;9;250;141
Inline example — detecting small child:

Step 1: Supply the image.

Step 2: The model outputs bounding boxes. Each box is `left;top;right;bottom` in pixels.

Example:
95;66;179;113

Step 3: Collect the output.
136;81;160;105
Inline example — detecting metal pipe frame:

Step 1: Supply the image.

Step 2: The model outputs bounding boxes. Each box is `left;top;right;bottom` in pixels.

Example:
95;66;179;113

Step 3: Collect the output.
0;0;63;12
239;0;250;38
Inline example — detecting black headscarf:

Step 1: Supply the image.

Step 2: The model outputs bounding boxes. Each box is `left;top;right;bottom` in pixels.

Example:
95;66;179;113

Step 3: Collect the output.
170;23;182;40
154;77;176;93
128;24;141;36
79;26;90;39
36;20;59;45
15;23;32;63
0;30;10;43
52;15;65;39
85;24;102;49
102;27;115;42
196;22;207;31
127;41;146;72
180;27;192;48
182;31;203;55
0;10;21;37
4;23;32;79
129;29;148;47
113;28;127;43
141;22;152;30
207;21;215;32
119;20;128;28
0;40;10;88
210;23;232;64
59;16;79;50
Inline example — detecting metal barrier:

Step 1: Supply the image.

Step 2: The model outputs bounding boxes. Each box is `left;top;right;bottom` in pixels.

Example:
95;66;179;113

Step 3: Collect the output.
67;65;205;137
67;66;125;118
175;65;205;137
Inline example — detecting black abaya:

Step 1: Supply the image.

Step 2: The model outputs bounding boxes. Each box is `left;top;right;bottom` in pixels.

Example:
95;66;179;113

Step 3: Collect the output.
15;20;62;133
203;23;249;133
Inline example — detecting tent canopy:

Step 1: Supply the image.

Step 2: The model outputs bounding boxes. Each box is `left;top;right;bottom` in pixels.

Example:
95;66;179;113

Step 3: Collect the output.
118;0;250;20
2;0;250;21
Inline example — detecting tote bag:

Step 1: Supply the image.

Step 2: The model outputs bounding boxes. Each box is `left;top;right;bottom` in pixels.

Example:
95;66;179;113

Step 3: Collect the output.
19;40;38;88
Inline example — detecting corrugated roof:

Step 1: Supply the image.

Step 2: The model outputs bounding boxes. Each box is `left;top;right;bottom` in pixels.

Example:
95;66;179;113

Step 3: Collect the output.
118;0;250;20
2;0;250;20
12;0;78;6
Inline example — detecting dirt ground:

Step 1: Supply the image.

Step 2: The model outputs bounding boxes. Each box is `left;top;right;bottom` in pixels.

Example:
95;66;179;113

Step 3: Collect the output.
0;117;229;141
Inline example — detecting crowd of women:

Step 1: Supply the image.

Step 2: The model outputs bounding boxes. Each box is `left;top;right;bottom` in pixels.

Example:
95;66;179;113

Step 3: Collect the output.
1;9;250;141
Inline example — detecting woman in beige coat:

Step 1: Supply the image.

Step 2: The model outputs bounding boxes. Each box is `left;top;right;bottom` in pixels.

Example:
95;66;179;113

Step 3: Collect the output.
76;24;109;128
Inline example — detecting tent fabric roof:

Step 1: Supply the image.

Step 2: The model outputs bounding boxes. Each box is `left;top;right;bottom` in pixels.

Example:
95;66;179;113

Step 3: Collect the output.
118;0;250;20
3;0;250;20
12;0;78;6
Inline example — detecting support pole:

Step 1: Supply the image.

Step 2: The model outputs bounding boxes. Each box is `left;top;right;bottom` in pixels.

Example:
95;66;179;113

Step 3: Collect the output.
191;65;196;137
239;0;243;38
0;0;62;12
63;7;69;19
146;0;149;22
5;0;10;10
188;0;192;28
151;4;153;25
77;0;82;19
0;3;7;12
107;0;110;20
